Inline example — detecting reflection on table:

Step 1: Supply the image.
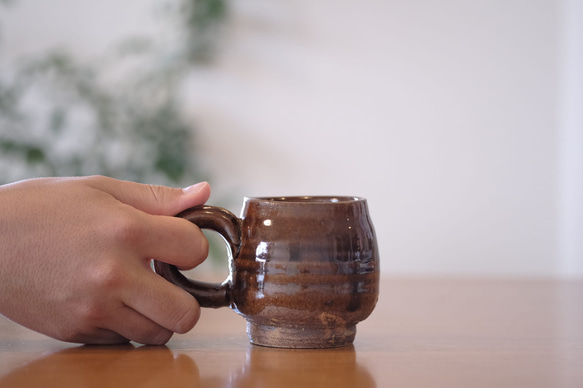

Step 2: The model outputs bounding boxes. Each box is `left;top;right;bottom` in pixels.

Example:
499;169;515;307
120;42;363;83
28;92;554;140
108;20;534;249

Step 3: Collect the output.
0;343;375;388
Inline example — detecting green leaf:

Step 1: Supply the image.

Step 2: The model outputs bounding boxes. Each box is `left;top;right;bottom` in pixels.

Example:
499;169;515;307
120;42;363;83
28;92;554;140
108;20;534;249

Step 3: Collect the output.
26;147;45;164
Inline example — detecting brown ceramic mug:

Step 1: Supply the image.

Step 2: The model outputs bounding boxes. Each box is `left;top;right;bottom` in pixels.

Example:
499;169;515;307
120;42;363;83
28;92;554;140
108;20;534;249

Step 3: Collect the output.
154;196;380;348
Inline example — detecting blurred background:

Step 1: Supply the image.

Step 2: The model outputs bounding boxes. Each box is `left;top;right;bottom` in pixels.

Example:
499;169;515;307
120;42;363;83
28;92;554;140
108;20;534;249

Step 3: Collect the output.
0;0;581;278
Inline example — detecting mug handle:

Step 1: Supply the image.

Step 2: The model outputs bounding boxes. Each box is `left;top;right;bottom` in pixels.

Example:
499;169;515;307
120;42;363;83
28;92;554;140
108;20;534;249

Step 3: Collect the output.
153;205;241;308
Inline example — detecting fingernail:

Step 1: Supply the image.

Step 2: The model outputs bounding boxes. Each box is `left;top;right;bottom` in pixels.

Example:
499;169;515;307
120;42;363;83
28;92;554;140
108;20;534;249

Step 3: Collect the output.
182;182;208;194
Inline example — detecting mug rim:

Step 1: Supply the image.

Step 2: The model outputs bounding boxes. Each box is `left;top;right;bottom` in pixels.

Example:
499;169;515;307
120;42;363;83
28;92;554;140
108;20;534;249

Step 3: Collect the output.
244;196;365;204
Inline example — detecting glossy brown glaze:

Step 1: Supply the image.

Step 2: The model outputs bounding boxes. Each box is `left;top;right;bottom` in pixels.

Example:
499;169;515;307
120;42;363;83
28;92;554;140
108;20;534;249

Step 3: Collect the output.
154;196;380;348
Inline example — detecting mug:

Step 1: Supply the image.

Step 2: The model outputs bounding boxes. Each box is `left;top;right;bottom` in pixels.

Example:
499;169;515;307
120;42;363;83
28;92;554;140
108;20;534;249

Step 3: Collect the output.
154;196;380;348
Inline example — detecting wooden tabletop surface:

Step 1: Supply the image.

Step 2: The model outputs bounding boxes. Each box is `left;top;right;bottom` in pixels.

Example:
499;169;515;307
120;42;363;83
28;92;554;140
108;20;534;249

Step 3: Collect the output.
1;277;582;387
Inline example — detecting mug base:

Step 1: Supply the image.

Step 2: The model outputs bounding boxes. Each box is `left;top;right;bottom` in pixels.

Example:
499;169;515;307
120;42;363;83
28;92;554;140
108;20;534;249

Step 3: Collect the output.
247;322;357;349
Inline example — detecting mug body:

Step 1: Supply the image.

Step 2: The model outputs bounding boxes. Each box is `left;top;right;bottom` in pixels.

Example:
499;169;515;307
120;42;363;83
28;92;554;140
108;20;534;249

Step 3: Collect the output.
231;196;380;348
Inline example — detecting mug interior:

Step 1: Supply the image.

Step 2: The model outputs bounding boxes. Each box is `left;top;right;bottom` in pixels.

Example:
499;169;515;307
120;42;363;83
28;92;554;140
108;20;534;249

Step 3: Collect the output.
247;196;363;203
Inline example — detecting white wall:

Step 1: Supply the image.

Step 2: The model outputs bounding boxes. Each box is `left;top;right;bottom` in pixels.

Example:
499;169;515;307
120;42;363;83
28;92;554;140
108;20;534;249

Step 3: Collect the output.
558;0;583;277
2;0;581;277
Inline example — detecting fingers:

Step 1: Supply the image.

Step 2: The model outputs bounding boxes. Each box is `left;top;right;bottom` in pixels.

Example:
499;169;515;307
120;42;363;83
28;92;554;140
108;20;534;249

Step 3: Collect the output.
104;307;175;345
85;176;211;216
123;270;201;337
83;176;207;342
134;213;209;270
66;327;129;345
86;175;212;268
75;271;200;345
71;310;173;345
68;265;200;345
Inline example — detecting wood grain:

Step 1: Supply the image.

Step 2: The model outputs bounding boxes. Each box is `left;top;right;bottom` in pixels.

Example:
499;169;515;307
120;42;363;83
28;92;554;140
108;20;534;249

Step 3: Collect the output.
1;277;582;387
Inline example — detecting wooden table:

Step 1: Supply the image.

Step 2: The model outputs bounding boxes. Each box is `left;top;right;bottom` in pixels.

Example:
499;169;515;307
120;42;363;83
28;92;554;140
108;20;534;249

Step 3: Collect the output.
1;277;582;387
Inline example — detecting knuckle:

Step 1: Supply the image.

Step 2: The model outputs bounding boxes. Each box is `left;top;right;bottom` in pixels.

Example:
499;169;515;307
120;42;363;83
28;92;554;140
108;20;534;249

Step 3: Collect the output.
80;175;106;186
89;259;126;292
146;184;164;205
108;213;143;246
77;300;109;327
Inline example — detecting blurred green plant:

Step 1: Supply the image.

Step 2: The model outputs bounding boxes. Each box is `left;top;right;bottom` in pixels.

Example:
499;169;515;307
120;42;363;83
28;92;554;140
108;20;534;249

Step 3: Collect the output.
0;0;228;186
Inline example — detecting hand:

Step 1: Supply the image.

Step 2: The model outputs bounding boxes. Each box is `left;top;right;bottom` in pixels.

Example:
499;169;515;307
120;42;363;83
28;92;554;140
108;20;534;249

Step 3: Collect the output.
0;176;211;345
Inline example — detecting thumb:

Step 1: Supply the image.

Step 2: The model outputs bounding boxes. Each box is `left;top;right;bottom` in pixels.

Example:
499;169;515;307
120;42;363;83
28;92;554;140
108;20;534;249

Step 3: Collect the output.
91;176;211;216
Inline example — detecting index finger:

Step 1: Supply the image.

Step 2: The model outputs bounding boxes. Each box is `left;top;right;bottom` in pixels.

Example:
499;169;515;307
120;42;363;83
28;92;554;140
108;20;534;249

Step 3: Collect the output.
135;213;209;270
